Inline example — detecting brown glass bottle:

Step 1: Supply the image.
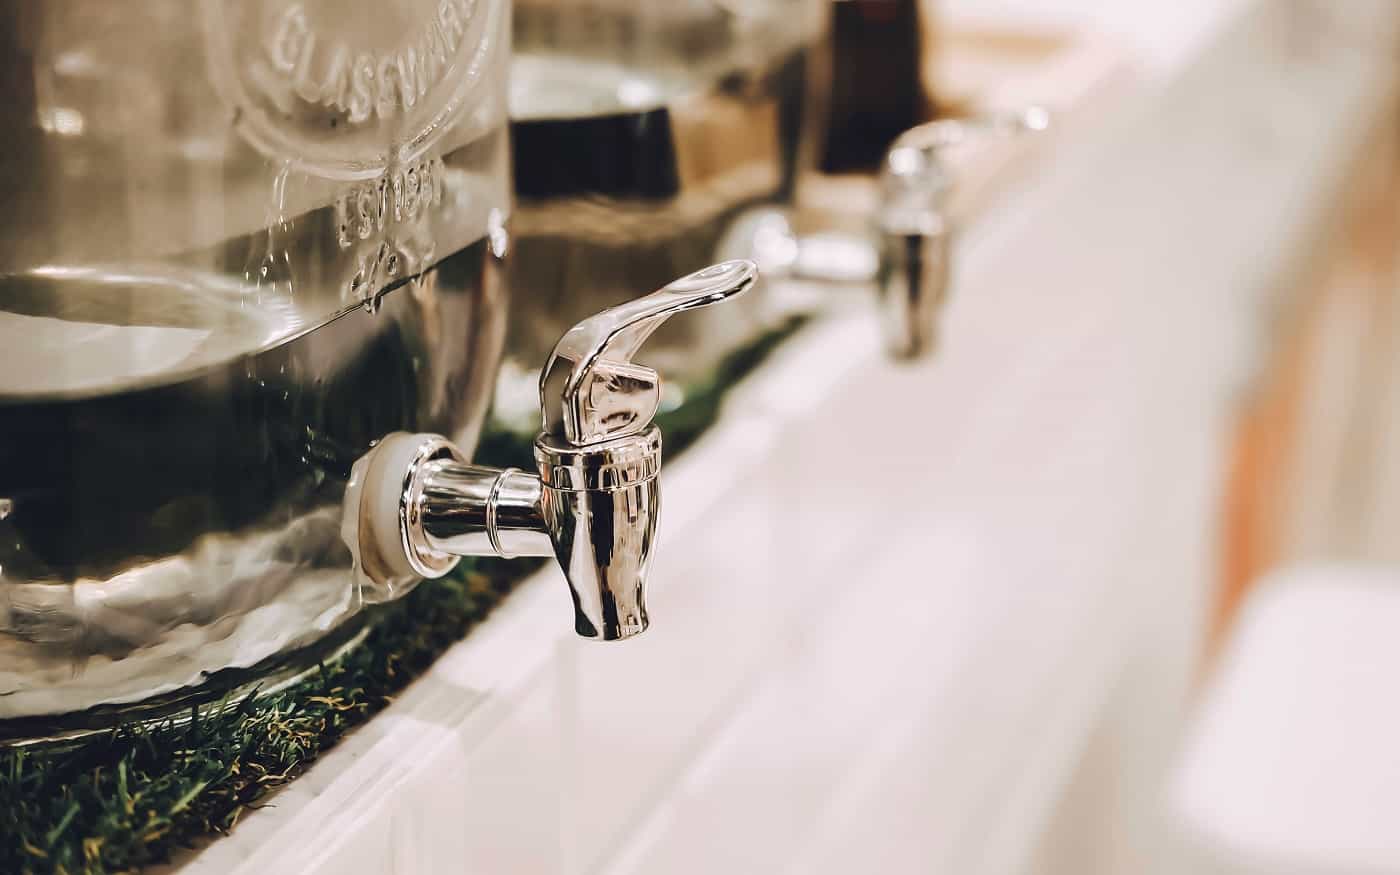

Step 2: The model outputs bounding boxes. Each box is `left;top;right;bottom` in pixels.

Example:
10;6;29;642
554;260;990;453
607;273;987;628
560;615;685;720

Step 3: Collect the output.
819;0;932;174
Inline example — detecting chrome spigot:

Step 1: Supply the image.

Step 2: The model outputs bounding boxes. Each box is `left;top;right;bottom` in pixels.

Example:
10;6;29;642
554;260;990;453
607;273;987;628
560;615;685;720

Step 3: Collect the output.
342;260;757;641
876;108;1049;358
725;107;1049;360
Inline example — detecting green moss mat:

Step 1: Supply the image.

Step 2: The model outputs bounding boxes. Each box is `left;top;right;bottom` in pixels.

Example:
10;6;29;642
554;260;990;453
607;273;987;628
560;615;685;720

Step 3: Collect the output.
0;317;803;875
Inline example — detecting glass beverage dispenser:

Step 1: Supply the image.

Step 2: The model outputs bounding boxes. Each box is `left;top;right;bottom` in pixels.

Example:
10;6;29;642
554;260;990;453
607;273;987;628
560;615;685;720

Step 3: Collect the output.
499;0;827;407
0;0;512;734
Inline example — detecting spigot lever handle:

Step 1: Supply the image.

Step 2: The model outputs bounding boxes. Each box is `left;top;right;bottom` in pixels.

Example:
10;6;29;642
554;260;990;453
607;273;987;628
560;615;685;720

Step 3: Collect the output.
885;106;1051;163
539;259;759;446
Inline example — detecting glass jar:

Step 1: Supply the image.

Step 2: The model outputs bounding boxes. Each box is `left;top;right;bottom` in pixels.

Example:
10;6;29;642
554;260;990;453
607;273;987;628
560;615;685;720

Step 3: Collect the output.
0;0;511;732
494;0;827;426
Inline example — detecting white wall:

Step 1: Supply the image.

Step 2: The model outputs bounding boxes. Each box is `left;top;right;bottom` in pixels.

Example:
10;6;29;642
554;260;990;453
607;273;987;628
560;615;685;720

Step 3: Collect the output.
938;0;1252;77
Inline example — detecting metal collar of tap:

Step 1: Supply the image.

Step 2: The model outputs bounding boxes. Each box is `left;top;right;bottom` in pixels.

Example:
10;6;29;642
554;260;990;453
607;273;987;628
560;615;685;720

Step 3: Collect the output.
534;426;662;493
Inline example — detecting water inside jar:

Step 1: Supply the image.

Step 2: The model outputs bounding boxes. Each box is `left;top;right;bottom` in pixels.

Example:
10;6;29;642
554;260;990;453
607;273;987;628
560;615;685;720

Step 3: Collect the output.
0;266;304;399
